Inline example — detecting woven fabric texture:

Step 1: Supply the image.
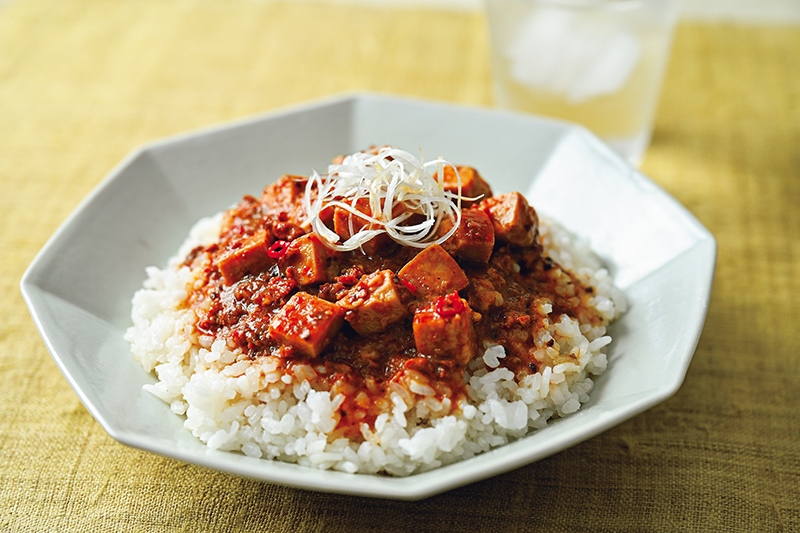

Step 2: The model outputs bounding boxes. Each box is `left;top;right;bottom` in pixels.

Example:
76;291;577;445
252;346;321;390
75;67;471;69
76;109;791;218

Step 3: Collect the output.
1;1;798;531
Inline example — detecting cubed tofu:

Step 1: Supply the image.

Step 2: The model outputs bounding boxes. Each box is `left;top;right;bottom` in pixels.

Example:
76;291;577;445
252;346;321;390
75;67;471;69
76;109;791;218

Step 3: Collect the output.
261;175;311;240
479;192;539;247
279;233;334;286
220;195;261;235
436;165;492;206
397;244;469;300
260;174;305;209
438;209;495;263
217;230;273;284
332;198;393;256
413;297;477;366
269;292;345;358
338;270;409;335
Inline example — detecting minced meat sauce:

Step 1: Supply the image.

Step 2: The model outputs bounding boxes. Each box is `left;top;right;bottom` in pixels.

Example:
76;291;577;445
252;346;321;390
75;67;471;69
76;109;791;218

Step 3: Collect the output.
179;171;602;438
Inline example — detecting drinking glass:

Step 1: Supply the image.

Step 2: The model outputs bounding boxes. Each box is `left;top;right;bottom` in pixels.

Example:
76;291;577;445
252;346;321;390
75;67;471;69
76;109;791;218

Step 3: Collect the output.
486;0;679;165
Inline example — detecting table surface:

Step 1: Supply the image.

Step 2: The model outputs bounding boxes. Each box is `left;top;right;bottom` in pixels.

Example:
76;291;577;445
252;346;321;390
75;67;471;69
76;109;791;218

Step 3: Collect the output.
2;1;799;531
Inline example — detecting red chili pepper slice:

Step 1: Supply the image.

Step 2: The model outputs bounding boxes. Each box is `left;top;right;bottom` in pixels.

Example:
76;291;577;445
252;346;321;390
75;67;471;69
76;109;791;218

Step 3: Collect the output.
435;292;463;318
338;274;357;285
400;279;418;295
267;240;290;259
405;357;428;371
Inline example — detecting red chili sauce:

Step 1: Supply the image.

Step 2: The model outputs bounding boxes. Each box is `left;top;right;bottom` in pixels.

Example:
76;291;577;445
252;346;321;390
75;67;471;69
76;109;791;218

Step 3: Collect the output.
181;171;602;438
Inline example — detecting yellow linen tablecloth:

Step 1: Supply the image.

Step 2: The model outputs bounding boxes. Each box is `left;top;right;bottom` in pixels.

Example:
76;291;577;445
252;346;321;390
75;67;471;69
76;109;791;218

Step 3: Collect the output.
2;1;799;531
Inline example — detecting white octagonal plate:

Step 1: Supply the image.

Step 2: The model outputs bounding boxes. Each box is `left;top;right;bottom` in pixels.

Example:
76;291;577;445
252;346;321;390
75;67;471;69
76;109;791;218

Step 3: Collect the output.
21;93;716;500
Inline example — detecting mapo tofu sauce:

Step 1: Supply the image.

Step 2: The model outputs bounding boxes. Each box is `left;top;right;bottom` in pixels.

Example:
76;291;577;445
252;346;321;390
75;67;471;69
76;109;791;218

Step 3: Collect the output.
180;157;603;438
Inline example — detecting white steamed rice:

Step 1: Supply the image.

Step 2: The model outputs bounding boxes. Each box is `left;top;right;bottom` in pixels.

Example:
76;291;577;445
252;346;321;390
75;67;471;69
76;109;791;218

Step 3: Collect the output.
125;213;626;476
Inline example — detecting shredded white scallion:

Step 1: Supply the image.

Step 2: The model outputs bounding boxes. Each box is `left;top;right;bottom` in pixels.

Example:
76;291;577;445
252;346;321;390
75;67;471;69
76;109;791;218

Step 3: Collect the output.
304;146;466;251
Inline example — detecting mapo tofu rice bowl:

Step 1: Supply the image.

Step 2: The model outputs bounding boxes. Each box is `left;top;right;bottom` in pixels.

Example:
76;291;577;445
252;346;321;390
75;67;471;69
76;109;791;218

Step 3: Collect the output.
126;146;626;476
